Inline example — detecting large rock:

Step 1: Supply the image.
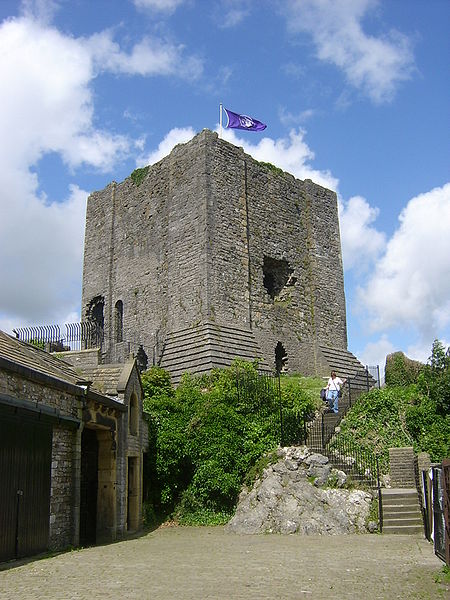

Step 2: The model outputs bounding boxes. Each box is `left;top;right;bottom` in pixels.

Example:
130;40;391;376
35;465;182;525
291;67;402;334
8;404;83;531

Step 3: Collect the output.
385;351;423;386
226;446;372;535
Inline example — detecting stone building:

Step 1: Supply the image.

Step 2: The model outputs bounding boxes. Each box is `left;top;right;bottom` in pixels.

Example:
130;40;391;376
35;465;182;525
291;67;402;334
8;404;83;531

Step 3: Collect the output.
82;129;354;382
0;330;147;562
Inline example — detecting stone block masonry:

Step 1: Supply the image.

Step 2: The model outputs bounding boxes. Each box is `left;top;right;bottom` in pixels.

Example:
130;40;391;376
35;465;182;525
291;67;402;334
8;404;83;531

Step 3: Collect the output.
82;129;347;376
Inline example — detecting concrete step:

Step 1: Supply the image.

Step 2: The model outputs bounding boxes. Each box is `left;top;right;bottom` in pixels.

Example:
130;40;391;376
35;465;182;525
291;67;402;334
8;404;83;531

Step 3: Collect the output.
382;524;424;535
383;504;421;514
381;488;423;535
383;517;423;527
381;489;419;505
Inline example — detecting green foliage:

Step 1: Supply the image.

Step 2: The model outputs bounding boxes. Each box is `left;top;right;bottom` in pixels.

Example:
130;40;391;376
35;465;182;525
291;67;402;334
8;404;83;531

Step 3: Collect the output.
280;375;320;415
366;497;380;532
142;360;317;524
434;565;450;585
142;366;174;405
130;165;149;186
385;352;423;387
29;339;45;350
244;449;278;488
417;339;450;415
259;161;284;176
337;341;450;473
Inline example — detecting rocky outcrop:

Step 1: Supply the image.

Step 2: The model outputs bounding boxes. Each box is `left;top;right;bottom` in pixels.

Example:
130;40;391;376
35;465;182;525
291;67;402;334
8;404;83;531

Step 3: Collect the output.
226;446;373;535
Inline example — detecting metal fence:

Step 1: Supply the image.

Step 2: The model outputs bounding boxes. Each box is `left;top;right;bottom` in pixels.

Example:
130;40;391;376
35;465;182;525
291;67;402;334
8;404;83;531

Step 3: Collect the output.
306;418;380;489
13;322;103;351
234;370;380;490
422;462;450;564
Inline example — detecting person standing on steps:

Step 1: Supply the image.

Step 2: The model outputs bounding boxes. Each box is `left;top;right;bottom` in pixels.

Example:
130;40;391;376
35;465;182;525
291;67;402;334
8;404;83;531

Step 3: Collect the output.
325;371;346;414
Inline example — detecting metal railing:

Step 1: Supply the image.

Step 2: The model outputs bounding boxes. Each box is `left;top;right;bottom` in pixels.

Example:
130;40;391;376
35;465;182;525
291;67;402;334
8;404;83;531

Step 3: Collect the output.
13;322;104;351
233;370;380;490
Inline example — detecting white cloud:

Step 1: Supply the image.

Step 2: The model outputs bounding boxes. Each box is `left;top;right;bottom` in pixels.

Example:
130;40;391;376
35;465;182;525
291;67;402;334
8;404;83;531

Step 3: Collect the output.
138;127;197;166
0;10;202;332
20;0;60;24
357;334;395;381
217;0;251;28
87;31;203;80
358;183;450;338
279;107;316;127
220;127;339;190
133;0;186;13
0;15;130;329
283;0;414;103
0;17;131;172
339;195;386;270
0;184;87;330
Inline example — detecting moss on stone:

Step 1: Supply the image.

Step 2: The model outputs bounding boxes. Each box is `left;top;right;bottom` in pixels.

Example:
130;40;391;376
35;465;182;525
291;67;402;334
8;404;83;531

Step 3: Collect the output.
130;166;150;186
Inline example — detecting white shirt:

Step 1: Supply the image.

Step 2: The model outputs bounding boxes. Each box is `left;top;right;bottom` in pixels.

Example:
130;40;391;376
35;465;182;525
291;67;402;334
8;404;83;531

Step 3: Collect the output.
327;376;343;391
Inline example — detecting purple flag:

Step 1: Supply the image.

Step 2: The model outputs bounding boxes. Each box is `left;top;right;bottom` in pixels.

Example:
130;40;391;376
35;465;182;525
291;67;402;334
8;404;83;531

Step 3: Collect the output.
224;108;267;132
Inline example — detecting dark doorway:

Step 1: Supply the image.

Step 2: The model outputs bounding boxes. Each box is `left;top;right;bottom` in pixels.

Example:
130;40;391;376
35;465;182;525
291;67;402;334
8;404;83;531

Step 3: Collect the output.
275;342;288;374
80;428;98;546
0;406;52;562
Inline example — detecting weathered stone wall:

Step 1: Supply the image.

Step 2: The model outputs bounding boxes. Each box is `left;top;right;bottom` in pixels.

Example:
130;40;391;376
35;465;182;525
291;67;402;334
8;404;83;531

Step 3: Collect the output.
206;134;346;372
82;129;347;373
0;371;80;419
49;427;76;549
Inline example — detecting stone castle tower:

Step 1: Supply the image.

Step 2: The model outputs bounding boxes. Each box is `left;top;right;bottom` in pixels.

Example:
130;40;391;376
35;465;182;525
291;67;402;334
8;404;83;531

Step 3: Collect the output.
82;129;348;381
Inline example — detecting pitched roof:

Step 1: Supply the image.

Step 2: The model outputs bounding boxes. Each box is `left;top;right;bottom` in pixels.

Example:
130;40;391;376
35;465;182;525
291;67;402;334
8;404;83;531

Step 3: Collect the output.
0;330;80;385
78;364;124;397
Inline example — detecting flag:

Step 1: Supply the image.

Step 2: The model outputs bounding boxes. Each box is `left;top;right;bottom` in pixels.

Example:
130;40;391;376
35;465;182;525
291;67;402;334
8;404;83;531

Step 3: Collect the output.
224;108;267;132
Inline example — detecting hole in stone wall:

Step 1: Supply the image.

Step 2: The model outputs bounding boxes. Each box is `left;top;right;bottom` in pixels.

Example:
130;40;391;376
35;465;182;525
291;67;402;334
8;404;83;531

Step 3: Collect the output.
86;296;104;332
136;345;148;372
275;341;288;374
263;256;294;299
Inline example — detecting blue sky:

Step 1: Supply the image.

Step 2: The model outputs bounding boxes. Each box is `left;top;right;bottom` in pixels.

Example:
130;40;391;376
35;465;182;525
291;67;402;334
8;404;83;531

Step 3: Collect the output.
0;0;449;371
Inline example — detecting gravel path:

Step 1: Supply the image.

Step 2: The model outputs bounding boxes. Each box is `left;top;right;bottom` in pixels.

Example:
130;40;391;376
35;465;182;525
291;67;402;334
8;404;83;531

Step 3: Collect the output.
0;527;445;599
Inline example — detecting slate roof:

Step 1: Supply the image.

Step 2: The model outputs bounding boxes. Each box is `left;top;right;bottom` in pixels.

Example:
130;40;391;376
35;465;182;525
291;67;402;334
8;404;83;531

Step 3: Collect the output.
0;330;81;385
78;365;124;397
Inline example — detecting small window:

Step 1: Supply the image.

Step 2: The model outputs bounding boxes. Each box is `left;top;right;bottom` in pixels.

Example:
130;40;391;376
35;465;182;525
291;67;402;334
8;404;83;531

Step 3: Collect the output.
114;300;123;343
129;393;138;436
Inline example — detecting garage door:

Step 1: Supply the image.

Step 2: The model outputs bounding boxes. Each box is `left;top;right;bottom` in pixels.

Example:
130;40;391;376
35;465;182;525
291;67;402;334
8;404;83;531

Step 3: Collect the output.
0;405;52;562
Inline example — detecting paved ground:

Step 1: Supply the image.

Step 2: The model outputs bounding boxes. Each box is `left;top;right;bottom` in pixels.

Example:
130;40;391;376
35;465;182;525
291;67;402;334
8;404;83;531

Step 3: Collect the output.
0;527;446;599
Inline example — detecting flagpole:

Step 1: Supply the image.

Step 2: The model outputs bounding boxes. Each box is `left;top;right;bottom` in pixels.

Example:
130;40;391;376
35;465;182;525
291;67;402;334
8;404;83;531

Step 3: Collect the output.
219;103;223;138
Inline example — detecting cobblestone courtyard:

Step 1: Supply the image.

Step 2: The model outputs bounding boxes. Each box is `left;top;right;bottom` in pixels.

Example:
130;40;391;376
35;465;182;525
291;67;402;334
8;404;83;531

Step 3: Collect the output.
0;527;445;599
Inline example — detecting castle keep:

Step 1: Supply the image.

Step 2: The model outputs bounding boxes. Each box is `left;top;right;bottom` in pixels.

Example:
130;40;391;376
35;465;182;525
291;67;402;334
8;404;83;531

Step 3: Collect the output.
82;129;348;380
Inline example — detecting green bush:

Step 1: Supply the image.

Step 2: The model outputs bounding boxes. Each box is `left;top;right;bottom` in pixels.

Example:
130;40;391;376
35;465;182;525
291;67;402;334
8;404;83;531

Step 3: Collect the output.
142;360;317;524
337;341;450;472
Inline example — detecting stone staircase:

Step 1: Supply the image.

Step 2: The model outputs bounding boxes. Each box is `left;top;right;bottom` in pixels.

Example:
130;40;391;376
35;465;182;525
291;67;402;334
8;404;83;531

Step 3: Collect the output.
304;346;379;487
159;322;269;384
381;488;424;534
306;347;377;451
318;345;377;392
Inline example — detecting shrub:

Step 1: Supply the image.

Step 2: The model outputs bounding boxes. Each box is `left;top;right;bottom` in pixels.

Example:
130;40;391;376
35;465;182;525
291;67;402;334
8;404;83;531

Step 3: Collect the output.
337;341;450;472
142;361;304;523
